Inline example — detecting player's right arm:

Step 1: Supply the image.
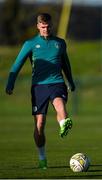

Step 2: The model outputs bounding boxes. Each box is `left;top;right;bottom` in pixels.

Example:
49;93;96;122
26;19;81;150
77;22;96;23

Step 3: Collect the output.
61;40;75;91
6;41;32;95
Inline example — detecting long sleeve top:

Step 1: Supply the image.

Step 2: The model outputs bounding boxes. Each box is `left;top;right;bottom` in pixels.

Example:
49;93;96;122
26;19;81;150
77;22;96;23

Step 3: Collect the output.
6;34;74;90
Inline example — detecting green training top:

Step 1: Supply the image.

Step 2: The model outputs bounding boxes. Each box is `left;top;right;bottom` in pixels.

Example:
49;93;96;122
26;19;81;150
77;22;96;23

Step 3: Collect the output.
6;34;74;90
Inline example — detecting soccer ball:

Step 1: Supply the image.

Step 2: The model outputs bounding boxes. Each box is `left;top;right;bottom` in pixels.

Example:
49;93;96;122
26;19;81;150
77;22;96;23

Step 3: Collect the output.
69;153;90;172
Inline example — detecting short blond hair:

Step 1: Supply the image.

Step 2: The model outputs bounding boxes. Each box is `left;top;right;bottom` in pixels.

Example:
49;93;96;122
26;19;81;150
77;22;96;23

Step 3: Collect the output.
36;13;52;24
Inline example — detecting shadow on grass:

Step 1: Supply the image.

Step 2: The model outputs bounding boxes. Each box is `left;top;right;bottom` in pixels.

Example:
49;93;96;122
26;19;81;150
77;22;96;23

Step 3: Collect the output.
0;164;102;179
88;164;102;172
41;164;102;179
1;164;102;170
48;164;102;170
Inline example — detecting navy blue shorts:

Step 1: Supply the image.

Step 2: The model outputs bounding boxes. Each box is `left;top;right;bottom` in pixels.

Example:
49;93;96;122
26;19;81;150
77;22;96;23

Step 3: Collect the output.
31;83;68;115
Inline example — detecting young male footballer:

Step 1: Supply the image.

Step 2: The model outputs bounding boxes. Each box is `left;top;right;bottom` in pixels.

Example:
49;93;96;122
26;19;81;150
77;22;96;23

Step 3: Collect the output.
6;13;75;169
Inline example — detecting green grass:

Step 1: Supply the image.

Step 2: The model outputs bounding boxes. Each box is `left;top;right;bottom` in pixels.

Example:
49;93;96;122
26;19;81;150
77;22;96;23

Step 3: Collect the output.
0;115;102;179
68;40;102;76
0;40;102;178
0;78;102;178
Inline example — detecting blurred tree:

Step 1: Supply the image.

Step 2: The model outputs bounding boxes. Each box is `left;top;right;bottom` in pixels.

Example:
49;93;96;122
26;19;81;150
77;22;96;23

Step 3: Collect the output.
68;5;102;40
2;0;20;45
1;1;61;45
0;1;100;45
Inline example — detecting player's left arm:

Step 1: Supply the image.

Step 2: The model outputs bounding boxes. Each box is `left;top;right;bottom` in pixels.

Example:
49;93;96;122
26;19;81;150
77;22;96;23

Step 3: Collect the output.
61;40;75;91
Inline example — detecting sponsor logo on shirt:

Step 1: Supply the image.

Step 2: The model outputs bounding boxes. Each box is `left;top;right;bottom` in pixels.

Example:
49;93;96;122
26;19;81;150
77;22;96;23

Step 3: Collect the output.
35;44;41;48
55;43;60;49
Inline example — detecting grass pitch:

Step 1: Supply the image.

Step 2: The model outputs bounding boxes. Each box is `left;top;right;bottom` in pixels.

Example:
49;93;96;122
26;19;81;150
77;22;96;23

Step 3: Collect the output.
0;79;102;179
0;40;102;178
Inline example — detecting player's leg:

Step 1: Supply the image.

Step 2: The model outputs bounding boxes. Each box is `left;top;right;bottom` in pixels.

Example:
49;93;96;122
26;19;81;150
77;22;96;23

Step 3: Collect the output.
33;114;46;147
33;114;47;169
31;85;49;169
52;97;72;137
50;83;72;137
52;97;67;121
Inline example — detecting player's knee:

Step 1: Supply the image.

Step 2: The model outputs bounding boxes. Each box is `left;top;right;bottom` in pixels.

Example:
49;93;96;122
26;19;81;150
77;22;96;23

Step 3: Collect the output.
35;124;44;136
56;106;65;114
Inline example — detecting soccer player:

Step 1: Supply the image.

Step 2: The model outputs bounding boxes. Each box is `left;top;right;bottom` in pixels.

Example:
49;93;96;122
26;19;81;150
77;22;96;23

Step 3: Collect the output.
6;13;75;169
